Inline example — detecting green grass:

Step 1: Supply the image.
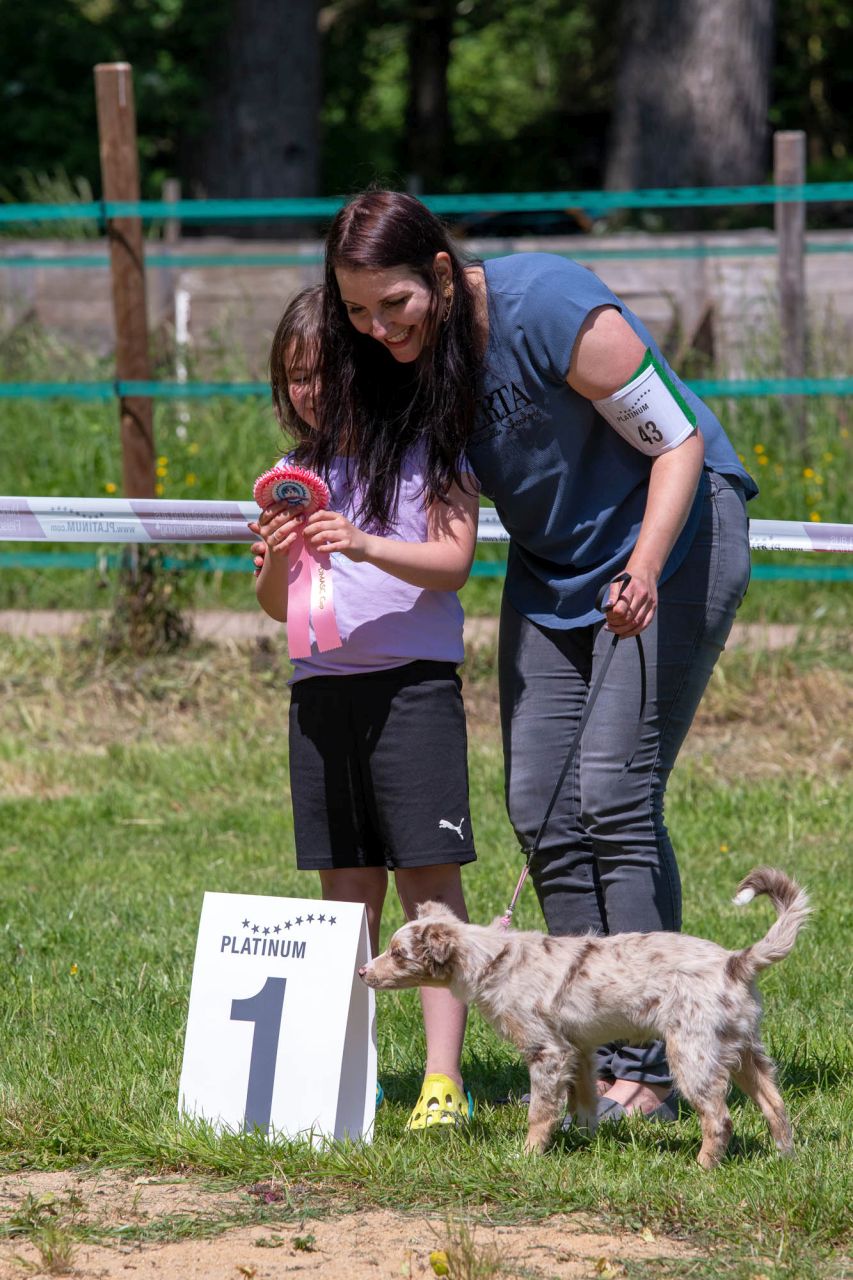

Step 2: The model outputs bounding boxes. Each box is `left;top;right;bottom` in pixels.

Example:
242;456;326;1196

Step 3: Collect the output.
1;328;851;625
0;635;851;1277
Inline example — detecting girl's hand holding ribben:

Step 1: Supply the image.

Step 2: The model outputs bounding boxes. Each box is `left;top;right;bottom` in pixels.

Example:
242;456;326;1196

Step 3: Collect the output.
302;510;370;561
259;503;305;555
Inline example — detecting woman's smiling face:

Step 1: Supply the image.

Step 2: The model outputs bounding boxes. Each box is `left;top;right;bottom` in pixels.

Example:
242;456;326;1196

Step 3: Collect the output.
335;254;451;362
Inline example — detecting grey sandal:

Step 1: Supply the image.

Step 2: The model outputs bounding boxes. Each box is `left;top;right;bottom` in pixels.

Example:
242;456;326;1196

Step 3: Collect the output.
595;1091;682;1123
562;1091;682;1131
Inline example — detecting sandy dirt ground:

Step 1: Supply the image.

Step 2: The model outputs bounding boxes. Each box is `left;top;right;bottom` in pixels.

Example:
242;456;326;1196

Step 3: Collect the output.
0;610;806;651
0;1169;701;1279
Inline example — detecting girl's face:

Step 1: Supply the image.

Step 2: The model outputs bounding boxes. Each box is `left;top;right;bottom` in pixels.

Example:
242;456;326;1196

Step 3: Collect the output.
335;253;452;363
285;340;319;429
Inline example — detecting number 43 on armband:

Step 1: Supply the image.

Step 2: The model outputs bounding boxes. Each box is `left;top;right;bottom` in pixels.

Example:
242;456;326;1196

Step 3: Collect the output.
638;420;663;446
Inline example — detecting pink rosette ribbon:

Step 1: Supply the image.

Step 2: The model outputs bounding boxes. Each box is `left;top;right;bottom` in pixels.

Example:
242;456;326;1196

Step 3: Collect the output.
253;463;343;660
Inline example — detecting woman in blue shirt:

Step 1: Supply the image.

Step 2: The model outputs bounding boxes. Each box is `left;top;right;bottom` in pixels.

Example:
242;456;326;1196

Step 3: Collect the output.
311;190;755;1124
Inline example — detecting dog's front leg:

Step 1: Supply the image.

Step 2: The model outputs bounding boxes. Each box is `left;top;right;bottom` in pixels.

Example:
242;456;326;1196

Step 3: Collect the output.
525;1047;575;1155
567;1050;599;1132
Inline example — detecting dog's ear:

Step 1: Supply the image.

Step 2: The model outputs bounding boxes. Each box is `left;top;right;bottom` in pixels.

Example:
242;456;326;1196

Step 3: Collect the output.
416;900;458;922
417;921;457;972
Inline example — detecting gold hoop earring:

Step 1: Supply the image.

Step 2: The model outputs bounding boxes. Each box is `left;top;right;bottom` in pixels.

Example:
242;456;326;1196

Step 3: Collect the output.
442;285;453;323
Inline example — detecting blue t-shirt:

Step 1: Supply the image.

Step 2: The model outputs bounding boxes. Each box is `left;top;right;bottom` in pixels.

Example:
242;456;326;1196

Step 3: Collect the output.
465;253;757;628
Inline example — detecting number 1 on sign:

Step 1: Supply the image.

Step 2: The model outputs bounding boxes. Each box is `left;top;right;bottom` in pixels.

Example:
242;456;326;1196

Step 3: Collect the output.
230;976;286;1134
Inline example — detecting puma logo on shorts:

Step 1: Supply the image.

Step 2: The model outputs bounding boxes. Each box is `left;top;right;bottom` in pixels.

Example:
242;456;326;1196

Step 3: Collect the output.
439;817;466;840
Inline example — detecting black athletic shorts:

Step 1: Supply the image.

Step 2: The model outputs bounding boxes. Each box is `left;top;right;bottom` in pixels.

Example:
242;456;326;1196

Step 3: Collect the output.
288;660;477;871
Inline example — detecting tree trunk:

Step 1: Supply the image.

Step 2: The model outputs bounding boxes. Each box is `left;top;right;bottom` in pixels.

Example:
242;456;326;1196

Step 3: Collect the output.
405;0;454;194
605;0;775;191
191;0;320;219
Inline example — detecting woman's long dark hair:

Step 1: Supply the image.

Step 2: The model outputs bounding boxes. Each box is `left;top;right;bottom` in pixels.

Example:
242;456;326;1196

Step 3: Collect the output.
310;190;482;529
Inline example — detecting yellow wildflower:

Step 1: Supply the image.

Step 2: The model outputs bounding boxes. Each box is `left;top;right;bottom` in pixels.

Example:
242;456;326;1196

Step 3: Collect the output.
185;473;197;486
803;467;814;478
157;455;169;466
188;441;200;455
753;444;765;454
155;482;165;496
104;482;117;494
810;512;821;522
69;963;78;976
758;455;768;465
720;844;729;853
823;452;834;462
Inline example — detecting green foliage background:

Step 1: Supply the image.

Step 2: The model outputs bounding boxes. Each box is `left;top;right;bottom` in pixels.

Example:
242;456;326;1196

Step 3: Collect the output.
1;0;851;203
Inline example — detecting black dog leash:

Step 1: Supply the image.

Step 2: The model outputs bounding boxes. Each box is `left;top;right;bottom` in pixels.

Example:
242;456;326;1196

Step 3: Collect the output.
499;572;645;928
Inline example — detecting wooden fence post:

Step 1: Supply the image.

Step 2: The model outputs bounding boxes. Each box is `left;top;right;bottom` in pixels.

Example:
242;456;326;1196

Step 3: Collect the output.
162;177;182;245
94;62;156;498
774;129;807;450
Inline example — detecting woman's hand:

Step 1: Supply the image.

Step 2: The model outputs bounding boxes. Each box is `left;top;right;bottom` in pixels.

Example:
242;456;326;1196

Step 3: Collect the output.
301;510;371;561
603;566;658;637
257;502;305;556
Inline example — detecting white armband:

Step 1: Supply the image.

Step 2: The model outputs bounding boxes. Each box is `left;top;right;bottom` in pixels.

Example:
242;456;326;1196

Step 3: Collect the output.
592;350;697;456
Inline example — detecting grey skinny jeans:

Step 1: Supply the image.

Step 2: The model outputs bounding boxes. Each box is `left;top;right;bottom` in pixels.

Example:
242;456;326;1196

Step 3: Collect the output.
498;471;751;1086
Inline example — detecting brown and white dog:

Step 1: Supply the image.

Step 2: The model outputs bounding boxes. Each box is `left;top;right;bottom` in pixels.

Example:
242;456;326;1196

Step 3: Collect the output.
360;867;809;1168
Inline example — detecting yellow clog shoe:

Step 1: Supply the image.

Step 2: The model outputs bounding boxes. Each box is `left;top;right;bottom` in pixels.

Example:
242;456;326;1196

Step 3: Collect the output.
407;1073;474;1130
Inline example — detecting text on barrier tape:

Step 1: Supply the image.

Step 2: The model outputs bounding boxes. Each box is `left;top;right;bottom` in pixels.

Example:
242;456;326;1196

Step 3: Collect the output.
0;497;851;555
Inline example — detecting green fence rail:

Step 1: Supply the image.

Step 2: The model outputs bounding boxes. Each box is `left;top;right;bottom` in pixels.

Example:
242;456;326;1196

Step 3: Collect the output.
2;241;852;271
1;182;853;227
1;377;851;401
0;550;850;583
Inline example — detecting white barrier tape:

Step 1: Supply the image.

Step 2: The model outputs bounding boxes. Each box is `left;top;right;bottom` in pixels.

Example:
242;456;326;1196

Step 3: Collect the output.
1;497;851;554
480;510;852;551
0;496;261;545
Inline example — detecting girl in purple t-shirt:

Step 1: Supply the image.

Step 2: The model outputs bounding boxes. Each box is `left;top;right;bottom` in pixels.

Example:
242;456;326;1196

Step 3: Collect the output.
252;287;479;1130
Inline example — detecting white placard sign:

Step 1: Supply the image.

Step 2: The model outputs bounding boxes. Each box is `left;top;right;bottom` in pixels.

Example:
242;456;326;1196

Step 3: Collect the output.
179;893;376;1144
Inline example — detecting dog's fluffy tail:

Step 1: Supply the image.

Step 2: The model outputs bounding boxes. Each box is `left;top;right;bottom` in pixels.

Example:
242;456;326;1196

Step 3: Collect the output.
729;866;810;981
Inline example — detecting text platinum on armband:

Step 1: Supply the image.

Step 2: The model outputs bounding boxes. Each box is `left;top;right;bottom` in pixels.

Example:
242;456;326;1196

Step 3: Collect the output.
592;350;698;457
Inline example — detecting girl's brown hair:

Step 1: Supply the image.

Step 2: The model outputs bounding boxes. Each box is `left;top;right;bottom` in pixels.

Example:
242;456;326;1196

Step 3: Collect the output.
269;284;324;446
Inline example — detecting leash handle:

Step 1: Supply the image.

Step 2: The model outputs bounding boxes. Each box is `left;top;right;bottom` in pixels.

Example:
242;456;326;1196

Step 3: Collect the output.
500;571;634;930
595;569;632;614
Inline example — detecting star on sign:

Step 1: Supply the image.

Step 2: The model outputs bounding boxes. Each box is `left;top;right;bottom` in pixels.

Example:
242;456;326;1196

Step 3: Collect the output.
319;914;326;923
273;925;281;934
295;916;303;925
252;924;259;934
307;914;314;923
285;920;292;929
242;918;250;928
330;916;336;925
263;927;269;936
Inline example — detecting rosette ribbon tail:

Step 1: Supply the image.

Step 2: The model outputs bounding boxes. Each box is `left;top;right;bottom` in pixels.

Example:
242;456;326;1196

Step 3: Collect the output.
309;545;343;654
286;528;342;660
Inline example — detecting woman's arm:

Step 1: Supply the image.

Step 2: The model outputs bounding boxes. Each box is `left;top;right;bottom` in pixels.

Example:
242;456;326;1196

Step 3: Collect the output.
300;479;479;592
567;305;705;637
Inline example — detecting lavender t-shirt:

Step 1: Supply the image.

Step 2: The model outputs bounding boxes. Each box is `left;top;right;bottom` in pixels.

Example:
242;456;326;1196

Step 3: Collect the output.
287;449;468;682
